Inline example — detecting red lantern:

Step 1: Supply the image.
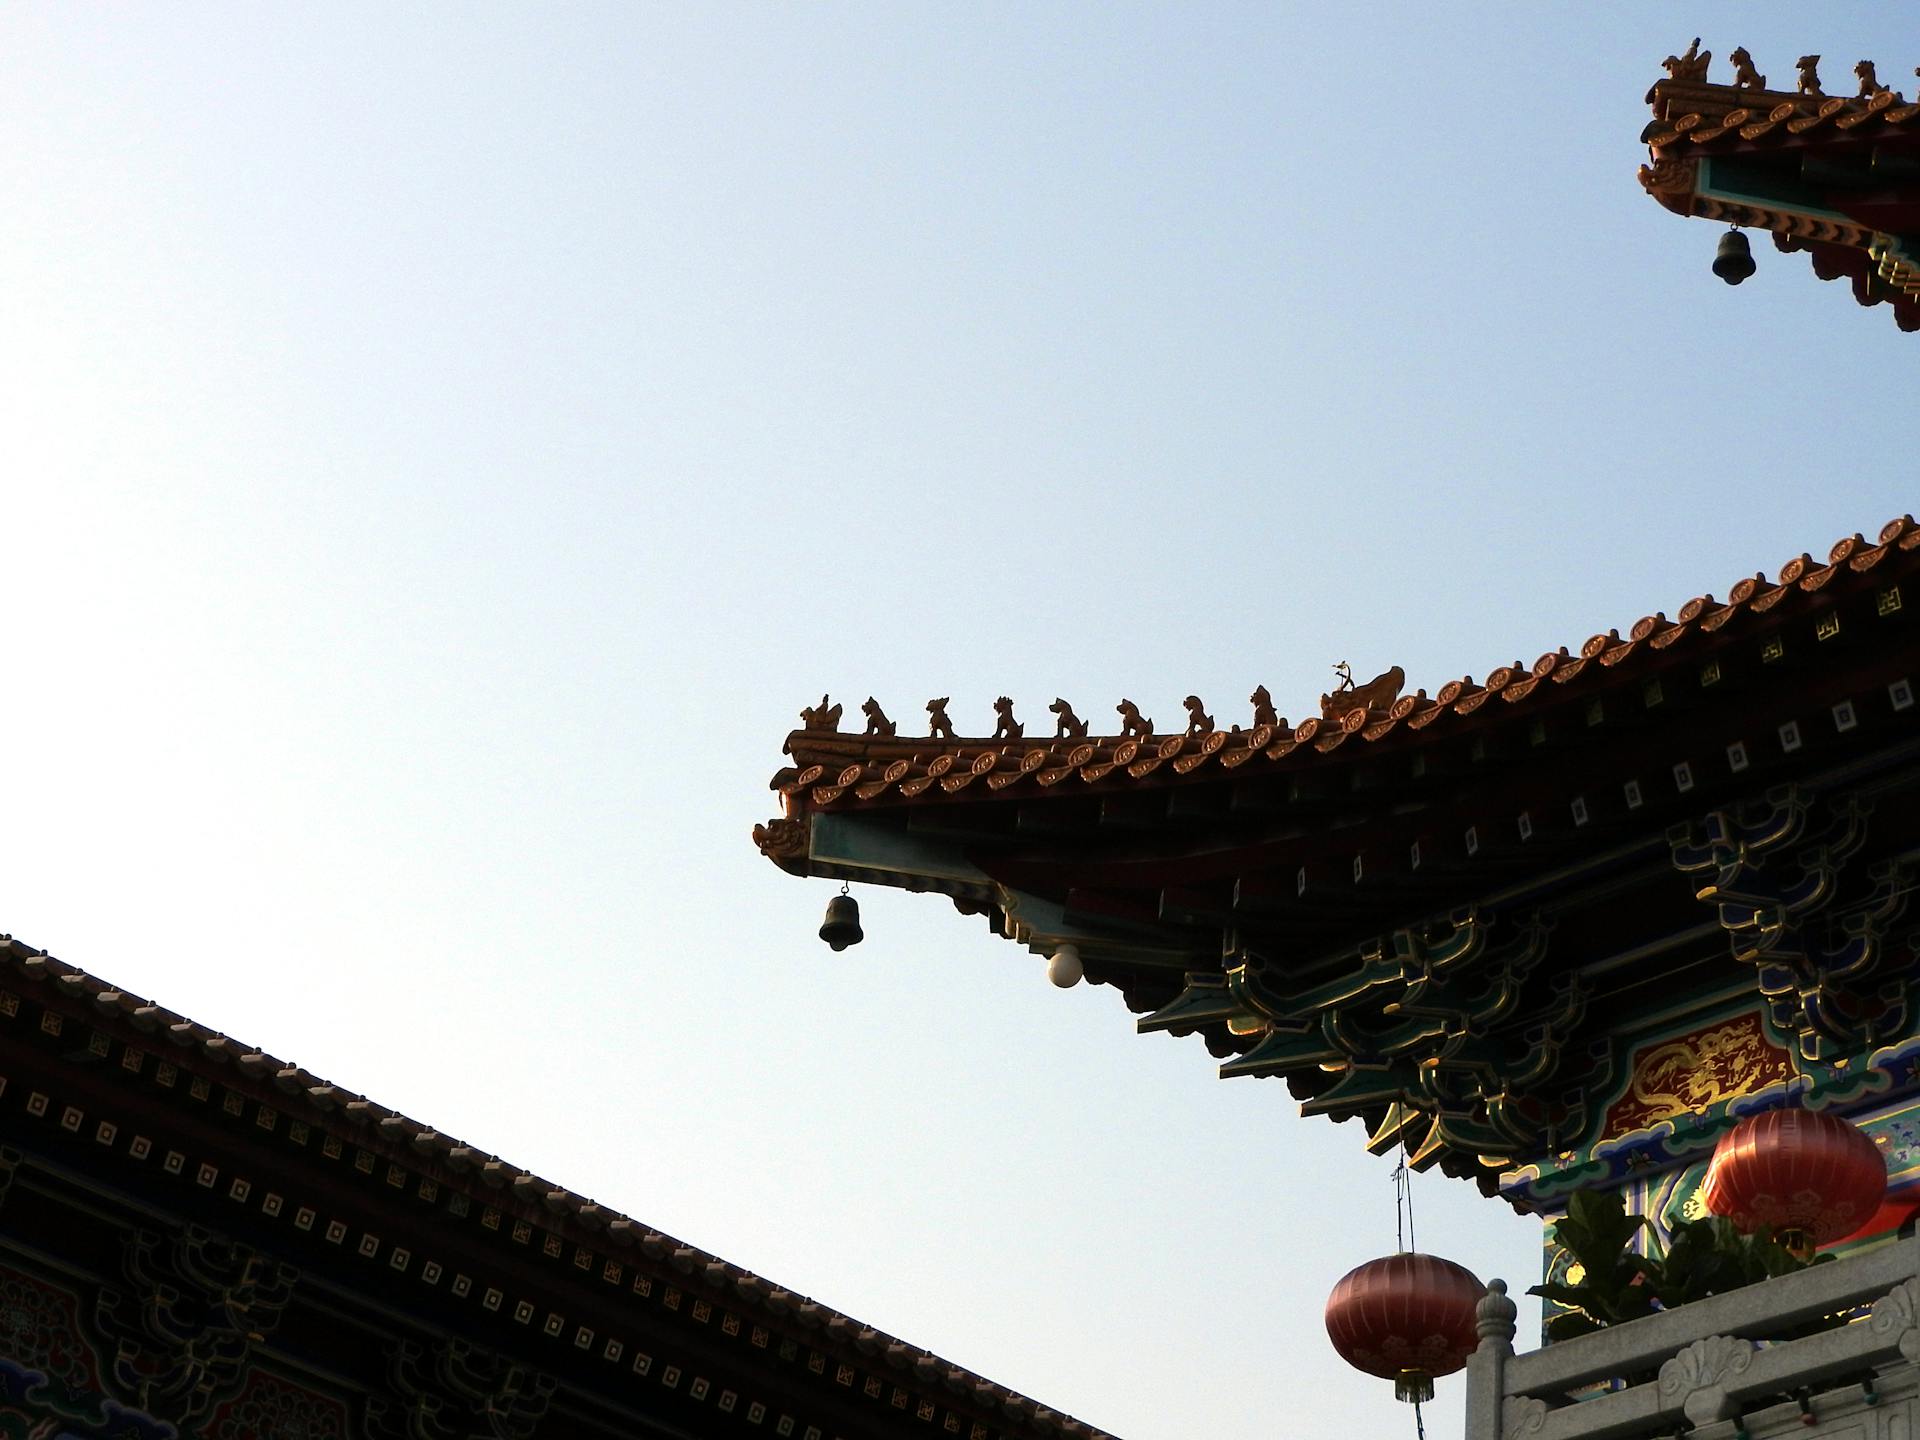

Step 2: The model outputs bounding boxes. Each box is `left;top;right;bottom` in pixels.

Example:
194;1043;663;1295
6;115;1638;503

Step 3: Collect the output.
1325;1252;1483;1403
1701;1107;1886;1249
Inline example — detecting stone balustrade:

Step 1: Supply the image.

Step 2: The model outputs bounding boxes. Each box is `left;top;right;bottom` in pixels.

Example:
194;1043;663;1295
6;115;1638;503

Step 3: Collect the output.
1465;1235;1920;1439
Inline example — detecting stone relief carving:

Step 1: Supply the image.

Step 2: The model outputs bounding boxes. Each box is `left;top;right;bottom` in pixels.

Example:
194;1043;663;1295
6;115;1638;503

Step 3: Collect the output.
1869;1276;1920;1363
1657;1334;1757;1423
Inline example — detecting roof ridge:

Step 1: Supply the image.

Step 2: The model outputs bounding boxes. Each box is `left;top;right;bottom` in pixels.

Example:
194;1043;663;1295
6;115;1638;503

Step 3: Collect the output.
761;516;1917;826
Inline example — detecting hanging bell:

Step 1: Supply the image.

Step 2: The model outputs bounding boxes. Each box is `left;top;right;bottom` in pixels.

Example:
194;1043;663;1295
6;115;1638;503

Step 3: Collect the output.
818;891;864;951
1712;229;1756;285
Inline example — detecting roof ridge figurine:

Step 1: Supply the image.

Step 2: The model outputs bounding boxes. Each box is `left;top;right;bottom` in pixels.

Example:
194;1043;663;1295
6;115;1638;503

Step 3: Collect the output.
1049;698;1089;739
799;694;842;732
1730;46;1765;91
1183;696;1215;738
1251;685;1280;729
1115;700;1153;739
1664;37;1710;84
926;697;955;741
1320;663;1406;721
861;698;896;738
992;697;1023;742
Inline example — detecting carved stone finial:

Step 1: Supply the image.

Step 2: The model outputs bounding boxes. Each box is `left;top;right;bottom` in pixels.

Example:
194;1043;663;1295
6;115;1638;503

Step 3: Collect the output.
861;697;896;738
1115;699;1153;739
1796;54;1823;96
926;697;955;741
799;694;842;732
1730;47;1766;90
1476;1278;1518;1343
1183;695;1214;738
992;696;1024;742
1049;698;1088;739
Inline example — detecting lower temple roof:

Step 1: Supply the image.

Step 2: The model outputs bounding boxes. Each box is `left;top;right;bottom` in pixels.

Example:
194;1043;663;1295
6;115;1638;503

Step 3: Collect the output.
0;933;1117;1440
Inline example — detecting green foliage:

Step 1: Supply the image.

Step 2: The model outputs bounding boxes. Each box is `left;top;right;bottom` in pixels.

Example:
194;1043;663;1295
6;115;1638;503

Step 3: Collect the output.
1527;1189;1828;1343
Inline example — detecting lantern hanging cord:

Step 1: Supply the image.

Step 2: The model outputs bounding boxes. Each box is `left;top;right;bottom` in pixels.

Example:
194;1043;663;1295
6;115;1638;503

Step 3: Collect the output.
1393;1130;1417;1255
1393;1132;1428;1440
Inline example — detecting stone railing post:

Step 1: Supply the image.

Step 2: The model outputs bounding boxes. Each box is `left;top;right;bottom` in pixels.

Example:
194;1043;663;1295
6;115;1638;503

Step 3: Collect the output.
1463;1279;1517;1440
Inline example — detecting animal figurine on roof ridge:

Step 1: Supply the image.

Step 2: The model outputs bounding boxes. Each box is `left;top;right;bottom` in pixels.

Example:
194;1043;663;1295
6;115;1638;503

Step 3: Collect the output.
926;697;955;741
1049;698;1089;739
992;697;1023;742
1664;37;1709;83
1183;696;1214;737
1319;664;1406;721
1116;700;1153;739
1646;38;1710;106
800;694;842;732
861;698;896;738
1250;685;1280;729
1795;55;1822;96
1730;47;1765;91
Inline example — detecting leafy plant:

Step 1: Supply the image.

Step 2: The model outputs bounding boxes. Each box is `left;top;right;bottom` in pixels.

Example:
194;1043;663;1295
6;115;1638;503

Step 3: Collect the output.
1528;1189;1829;1343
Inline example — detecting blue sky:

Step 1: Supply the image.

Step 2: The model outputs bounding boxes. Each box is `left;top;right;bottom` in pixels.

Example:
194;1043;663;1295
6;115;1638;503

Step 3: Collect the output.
4;7;1916;1436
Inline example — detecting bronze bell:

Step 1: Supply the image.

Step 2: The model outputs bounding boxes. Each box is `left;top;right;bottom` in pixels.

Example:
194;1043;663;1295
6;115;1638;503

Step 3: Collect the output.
818;891;863;951
1712;229;1756;285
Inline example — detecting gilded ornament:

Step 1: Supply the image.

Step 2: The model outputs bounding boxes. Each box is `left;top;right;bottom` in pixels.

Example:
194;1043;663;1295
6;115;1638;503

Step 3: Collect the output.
1601;1014;1791;1139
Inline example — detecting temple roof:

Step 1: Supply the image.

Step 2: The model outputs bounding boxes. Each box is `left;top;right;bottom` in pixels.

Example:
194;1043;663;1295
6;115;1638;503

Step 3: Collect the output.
0;933;1118;1440
1638;42;1920;330
754;516;1920;1193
